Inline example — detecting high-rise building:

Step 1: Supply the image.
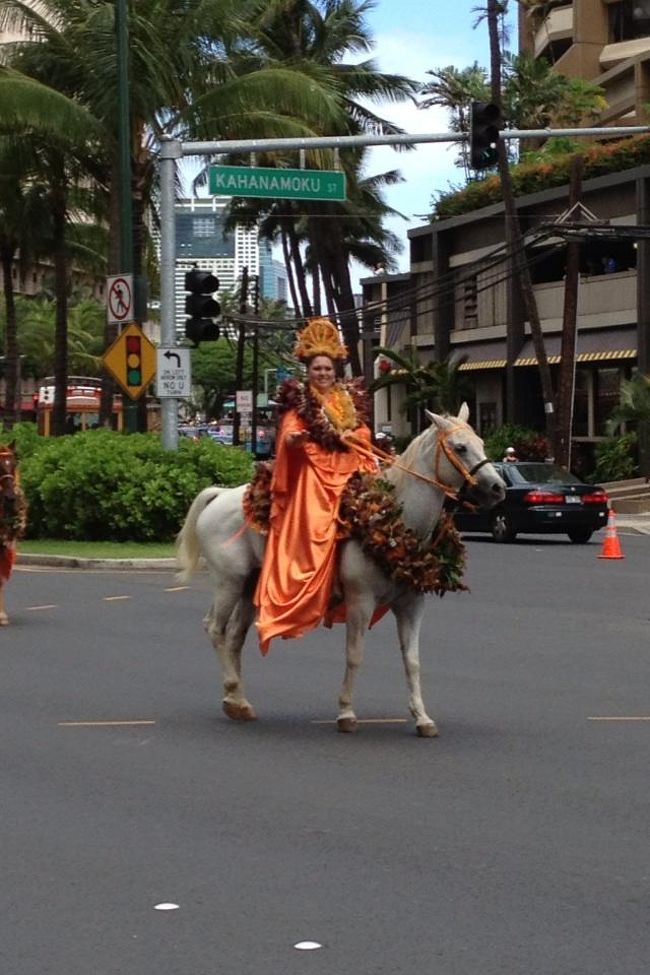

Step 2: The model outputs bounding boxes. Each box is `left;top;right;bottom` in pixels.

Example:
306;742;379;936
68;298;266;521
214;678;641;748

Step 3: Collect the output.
169;197;261;337
258;239;289;304
519;0;650;126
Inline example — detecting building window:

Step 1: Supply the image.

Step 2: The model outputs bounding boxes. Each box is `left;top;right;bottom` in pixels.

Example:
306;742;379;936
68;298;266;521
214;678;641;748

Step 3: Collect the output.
610;0;650;42
479;402;497;436
573;368;590;437
463;277;478;327
594;367;623;436
193;217;216;238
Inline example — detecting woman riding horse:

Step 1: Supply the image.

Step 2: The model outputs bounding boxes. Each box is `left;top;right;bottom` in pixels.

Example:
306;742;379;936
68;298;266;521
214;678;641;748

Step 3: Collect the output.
0;443;27;625
254;318;377;653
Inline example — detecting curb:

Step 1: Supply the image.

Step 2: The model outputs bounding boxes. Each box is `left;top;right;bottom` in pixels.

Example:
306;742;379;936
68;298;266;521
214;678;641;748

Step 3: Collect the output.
17;554;177;570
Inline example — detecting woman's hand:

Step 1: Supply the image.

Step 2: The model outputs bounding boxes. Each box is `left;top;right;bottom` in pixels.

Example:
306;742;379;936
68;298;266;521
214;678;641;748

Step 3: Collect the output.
286;430;308;448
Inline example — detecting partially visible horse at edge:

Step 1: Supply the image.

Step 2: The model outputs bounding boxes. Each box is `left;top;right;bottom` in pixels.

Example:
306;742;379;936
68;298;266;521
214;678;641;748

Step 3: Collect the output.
0;443;27;626
176;404;506;736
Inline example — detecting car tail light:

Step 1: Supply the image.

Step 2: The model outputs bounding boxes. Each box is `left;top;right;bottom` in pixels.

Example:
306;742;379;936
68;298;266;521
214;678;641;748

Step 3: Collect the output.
523;490;565;504
582;490;608;504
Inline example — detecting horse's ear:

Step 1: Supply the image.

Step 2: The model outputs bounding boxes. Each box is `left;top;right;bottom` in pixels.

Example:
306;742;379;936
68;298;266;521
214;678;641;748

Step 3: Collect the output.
458;402;470;423
424;409;445;429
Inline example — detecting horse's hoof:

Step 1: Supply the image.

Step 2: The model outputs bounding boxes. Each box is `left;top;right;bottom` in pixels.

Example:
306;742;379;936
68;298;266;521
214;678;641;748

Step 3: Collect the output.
337;717;358;734
0;616;8;627
223;700;257;722
416;721;439;738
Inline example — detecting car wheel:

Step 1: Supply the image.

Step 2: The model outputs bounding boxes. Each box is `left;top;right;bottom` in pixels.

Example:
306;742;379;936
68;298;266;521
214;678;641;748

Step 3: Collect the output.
491;510;516;543
568;528;593;544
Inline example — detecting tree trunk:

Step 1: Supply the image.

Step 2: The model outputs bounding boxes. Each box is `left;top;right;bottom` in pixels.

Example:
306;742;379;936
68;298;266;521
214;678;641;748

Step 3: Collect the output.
50;175;69;438
280;226;300;315
287;223;312;318
100;156;121;427
555;156;583;469
2;250;18;429
487;0;556;447
331;245;362;376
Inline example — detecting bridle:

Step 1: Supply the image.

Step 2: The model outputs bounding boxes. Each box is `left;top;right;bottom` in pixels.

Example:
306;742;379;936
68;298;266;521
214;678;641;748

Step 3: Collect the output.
349;424;493;508
0;449;18;505
433;424;493;506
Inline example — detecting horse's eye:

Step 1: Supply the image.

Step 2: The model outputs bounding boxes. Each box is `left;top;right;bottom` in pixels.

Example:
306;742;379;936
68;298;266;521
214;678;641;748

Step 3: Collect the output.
454;444;467;454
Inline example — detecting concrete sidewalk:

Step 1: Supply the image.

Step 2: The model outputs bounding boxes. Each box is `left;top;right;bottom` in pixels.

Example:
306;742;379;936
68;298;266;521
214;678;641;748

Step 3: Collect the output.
17;554;177;570
15;513;649;572
609;513;650;535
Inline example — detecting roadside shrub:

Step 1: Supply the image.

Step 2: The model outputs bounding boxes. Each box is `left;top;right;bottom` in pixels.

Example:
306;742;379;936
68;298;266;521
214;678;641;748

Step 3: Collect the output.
484;425;551;462
0;421;43;459
18;429;253;541
589;432;638;484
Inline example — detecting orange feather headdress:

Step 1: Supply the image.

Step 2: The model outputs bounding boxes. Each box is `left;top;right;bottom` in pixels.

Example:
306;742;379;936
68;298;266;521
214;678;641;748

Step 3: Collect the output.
293;317;348;362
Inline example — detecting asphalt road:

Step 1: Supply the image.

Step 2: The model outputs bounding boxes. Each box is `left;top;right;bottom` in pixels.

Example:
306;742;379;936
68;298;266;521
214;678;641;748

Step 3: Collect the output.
2;534;649;975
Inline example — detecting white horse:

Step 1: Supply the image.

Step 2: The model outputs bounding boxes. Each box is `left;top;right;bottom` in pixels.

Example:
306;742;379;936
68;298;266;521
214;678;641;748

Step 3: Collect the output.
176;404;505;736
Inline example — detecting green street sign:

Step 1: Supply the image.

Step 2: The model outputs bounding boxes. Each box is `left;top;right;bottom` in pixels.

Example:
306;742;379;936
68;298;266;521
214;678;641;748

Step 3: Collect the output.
209;165;346;202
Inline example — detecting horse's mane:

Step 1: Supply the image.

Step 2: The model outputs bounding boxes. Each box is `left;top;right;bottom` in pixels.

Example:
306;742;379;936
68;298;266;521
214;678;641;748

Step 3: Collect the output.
385;427;433;492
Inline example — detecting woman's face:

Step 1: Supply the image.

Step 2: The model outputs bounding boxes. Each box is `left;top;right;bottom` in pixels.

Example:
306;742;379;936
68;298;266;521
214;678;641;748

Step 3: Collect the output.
307;356;336;393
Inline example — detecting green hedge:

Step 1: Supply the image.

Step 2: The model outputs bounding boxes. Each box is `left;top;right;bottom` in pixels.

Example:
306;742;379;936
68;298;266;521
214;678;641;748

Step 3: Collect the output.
3;428;253;542
434;135;650;220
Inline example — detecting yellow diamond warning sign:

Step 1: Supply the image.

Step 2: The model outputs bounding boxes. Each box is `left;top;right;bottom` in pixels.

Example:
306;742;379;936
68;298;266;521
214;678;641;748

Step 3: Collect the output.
102;323;156;400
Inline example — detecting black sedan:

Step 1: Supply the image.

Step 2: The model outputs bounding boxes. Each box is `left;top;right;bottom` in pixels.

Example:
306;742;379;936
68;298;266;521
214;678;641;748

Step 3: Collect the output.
452;461;609;543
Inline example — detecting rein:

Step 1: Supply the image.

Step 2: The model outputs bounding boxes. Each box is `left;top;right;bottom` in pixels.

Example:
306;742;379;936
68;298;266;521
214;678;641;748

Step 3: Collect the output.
345;426;490;508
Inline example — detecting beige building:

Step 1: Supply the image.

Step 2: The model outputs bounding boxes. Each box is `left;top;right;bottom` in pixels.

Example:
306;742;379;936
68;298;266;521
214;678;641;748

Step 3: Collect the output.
362;163;650;474
520;0;650;126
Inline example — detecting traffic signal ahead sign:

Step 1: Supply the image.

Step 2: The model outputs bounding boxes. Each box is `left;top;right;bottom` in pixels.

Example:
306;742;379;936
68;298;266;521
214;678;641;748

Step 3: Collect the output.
102;323;156;399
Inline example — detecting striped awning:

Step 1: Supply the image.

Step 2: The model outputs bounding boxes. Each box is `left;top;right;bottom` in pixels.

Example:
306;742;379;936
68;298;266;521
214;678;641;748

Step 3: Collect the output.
514;330;637;367
458;358;507;371
514;349;635;366
454;340;508;371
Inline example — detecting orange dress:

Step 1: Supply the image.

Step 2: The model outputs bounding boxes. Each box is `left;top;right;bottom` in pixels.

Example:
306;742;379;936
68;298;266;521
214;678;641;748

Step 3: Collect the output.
254;402;375;654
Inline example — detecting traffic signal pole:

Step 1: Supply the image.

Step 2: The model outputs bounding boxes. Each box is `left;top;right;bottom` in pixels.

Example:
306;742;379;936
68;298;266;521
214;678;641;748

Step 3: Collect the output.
158;125;650;449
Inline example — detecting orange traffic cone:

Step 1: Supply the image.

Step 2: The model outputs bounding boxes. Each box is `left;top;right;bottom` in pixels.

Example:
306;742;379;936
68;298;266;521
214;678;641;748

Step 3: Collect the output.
598;507;625;560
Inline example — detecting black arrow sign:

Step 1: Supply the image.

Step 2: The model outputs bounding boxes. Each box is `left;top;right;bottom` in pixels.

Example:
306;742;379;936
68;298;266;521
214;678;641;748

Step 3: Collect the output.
164;350;181;368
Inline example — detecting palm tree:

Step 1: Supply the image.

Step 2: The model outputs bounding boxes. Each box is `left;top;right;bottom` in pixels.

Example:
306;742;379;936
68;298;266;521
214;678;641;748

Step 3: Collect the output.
419;63;489;178
370;347;471;431
0;63;104;431
3;0;357;414
220;0;419;373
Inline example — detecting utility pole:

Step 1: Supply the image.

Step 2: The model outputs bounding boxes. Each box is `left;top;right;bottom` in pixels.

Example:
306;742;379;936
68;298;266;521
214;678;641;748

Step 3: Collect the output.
232;266;249;448
115;0;138;433
486;0;556;447
555;156;583;470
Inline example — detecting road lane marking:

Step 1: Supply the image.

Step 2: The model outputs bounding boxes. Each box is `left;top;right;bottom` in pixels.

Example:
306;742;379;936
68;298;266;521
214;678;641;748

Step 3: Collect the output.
588;716;650;722
26;604;58;611
103;595;131;602
165;586;188;592
58;720;156;727
311;718;407;725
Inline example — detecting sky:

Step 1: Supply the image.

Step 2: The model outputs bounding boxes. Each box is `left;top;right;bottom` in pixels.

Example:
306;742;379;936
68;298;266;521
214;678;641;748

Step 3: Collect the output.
352;0;517;286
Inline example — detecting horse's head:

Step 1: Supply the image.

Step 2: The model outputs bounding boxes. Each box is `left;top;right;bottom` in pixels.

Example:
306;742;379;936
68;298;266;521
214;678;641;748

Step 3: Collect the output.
0;443;18;512
423;404;505;510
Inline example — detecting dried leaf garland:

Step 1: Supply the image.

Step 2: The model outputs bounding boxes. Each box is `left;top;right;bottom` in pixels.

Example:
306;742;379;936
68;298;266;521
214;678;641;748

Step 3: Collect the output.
243;464;467;596
276;378;369;452
0;487;27;549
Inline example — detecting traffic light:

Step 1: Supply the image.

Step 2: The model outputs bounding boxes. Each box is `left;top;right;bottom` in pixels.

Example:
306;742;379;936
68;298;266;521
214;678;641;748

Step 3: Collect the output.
185;267;221;346
469;101;502;171
125;333;143;388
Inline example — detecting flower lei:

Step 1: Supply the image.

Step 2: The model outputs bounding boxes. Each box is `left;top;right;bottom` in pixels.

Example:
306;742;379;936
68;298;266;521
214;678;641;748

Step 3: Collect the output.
242;463;467;596
276;378;369;451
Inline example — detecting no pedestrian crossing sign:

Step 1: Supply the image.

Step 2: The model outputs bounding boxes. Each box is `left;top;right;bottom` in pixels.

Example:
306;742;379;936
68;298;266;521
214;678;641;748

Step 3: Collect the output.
209;165;346;202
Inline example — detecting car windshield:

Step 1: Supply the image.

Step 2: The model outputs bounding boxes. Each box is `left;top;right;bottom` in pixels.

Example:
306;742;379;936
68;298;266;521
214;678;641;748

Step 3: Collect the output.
504;463;581;485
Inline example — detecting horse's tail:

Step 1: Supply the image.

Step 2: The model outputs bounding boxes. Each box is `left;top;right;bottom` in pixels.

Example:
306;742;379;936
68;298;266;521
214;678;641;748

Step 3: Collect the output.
175;486;222;583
